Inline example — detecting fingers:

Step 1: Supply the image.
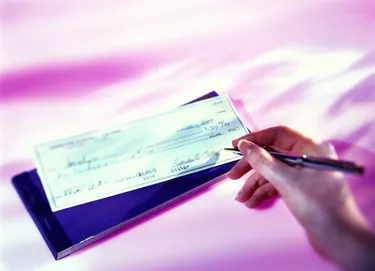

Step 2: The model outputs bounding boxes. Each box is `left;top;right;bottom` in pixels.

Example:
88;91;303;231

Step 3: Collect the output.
317;141;339;158
232;126;277;147
237;139;296;195
245;183;278;208
235;171;266;202
227;157;252;179
235;171;279;208
232;125;315;153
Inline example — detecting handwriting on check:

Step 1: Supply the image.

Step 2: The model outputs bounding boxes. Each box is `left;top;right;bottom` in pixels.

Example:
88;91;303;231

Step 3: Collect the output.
52;116;239;180
34;95;249;211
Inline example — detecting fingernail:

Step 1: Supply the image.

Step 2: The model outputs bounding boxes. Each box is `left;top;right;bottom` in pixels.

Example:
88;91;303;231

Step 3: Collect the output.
238;140;252;156
235;191;243;201
246;199;256;208
226;170;232;178
232;139;238;147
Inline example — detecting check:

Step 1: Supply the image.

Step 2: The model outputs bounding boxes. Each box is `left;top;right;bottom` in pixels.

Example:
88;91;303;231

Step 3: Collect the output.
34;95;249;211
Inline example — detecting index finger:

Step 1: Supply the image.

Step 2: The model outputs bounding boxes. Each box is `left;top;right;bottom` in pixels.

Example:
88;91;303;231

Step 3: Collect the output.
232;126;315;152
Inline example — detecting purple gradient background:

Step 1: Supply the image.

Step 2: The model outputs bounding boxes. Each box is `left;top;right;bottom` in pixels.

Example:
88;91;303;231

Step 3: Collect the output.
1;1;375;270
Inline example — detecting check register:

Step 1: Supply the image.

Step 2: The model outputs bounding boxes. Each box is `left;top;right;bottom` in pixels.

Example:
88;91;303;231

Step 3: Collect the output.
12;91;250;260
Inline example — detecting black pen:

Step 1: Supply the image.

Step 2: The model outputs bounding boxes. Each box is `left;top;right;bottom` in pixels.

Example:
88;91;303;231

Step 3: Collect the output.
224;148;365;175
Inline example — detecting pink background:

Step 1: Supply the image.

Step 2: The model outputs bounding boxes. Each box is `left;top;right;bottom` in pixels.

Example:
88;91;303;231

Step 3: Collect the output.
1;1;374;270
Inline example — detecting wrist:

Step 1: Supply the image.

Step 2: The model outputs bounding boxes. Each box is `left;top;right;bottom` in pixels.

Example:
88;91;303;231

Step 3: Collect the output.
307;200;375;270
334;218;375;271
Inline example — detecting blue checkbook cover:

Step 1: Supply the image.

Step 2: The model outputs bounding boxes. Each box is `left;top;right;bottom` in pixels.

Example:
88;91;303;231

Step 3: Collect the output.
12;91;243;260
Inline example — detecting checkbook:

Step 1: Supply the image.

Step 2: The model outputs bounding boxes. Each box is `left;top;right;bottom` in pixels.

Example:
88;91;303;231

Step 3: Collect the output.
34;95;249;212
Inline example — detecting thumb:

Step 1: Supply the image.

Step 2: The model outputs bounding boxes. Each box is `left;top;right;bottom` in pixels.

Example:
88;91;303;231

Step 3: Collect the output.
238;139;296;194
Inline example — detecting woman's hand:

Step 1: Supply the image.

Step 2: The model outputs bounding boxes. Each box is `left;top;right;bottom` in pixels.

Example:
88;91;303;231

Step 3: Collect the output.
228;126;375;271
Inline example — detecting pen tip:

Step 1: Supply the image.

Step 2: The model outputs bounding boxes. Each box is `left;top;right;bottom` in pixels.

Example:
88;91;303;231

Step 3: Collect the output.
224;148;239;151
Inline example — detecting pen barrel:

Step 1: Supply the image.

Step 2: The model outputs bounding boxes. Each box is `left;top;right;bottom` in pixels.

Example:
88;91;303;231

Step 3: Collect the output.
301;159;364;174
225;149;364;175
270;152;364;175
